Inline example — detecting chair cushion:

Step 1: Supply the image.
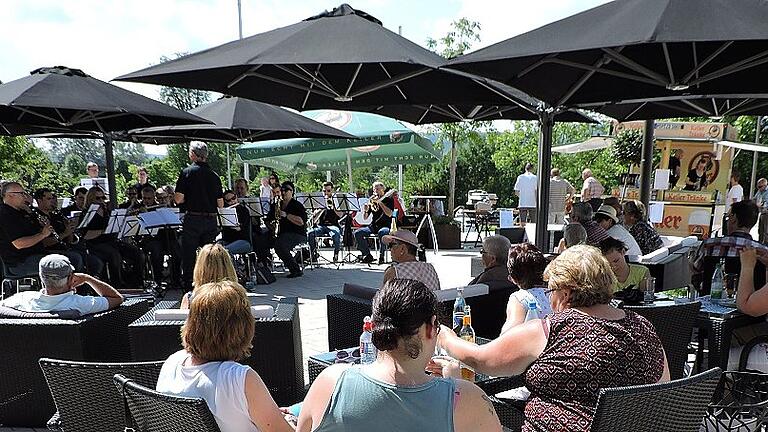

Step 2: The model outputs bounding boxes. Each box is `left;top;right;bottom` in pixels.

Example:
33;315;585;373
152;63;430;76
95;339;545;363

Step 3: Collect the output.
342;283;378;300
0;305;81;319
153;305;274;321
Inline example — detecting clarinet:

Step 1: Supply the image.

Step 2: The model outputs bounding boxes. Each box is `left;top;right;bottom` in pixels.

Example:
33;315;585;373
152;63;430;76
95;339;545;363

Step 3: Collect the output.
35;210;62;242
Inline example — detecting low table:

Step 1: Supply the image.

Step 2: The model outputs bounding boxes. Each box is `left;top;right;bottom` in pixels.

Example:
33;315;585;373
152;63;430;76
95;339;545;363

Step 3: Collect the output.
307;337;522;395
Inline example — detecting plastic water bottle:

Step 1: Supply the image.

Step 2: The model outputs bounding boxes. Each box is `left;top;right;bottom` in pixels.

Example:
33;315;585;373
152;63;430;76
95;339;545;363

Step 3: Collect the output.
390;209;398;233
711;258;725;302
452;286;466;333
360;316;377;364
524;299;539;322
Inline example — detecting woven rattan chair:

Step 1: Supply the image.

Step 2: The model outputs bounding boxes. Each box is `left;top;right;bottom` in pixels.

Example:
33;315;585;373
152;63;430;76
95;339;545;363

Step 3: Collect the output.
113;374;221;432
39;358;163;432
704;370;768;431
0;298;152;427
622;301;701;379
589;368;722;432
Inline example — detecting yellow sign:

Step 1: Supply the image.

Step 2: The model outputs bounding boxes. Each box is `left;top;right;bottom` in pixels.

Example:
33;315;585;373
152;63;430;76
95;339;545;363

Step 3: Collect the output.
616;121;736;141
664;191;714;204
653;204;713;239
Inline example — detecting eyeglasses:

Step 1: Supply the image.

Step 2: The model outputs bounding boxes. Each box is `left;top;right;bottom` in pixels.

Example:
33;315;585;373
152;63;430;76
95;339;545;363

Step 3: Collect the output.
7;191;30;196
334;348;361;364
480;248;488;255
94;196;106;201
225;196;237;202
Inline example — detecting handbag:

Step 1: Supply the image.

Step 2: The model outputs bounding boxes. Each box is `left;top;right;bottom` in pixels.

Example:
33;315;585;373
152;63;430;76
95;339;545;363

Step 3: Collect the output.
254;262;276;285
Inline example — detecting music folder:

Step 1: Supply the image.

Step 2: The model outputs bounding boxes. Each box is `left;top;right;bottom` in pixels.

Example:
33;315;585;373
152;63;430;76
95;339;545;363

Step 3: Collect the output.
217;207;239;228
77;204;101;230
138;208;182;229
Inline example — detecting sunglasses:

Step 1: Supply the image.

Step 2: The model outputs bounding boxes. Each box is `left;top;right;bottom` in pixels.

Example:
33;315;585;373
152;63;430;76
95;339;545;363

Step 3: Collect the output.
94;196;106;201
335;348;361;364
480;248;488;255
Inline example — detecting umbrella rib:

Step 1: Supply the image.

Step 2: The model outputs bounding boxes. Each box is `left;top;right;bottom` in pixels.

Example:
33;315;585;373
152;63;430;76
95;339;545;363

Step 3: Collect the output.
467;105;483;118
349;67;431;99
228;65;263;88
378;64;409;101
555;55;611;107
344;63;363;98
676;100;711;116
471;78;537;114
516;53;559;79
548;58;664;88
242;70;337;99
600;48;670;85
729;100;768;117
301;65;323;109
681;41;732;84
12;107;69;126
446;105;465;120
625;102;648;120
662;43;675;85
416;106;432;124
721;98;754;117
687;50;768;87
287;64;340;97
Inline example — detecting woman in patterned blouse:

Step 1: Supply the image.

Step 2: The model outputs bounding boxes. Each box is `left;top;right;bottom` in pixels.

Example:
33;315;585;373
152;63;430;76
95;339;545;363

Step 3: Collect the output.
436;245;668;432
623;200;664;255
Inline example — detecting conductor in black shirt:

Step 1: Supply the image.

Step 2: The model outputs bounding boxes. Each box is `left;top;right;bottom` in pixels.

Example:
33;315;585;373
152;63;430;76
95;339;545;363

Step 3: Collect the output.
266;181;307;278
174;141;224;291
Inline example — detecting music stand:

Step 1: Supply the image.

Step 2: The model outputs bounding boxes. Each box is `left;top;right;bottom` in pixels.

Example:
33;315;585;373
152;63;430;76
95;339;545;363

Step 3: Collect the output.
119;215;153;239
77;204;101;230
105;209;128;235
138;209;183;291
216;207;240;229
411;195;443;254
333;194;366;263
80;178;109;194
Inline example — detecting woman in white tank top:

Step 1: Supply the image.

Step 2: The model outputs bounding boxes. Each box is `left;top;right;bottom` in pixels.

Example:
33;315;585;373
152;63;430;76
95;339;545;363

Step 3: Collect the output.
155;280;293;432
500;243;552;334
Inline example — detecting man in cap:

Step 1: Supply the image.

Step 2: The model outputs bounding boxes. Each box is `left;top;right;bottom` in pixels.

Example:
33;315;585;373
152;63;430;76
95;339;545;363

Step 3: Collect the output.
0;254;123;314
380;230;440;291
593;204;642;256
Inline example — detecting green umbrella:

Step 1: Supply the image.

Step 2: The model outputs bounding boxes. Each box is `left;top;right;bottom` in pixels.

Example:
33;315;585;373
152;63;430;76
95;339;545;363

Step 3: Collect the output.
236;110;439;187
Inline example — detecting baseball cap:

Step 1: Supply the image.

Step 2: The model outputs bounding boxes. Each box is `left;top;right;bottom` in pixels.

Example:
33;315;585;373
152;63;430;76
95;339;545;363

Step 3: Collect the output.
382;230;419;248
39;254;74;281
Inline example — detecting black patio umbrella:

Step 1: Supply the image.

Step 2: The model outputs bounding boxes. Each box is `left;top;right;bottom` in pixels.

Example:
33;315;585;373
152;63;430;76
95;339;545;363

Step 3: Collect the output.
591;95;768;122
129;96;356;142
0;66;210;200
445;0;768;249
115;4;547;113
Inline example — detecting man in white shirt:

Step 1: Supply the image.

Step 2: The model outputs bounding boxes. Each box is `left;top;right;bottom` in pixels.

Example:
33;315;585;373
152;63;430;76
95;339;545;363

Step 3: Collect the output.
724;172;744;235
594;205;642;256
0;254;123;315
514;163;537;225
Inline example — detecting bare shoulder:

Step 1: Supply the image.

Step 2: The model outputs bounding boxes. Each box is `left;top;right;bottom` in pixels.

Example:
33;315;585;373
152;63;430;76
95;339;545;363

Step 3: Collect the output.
453;380;502;432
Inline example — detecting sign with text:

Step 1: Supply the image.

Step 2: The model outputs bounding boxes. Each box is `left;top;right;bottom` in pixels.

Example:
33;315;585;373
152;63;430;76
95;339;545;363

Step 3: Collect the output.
653;204;713;239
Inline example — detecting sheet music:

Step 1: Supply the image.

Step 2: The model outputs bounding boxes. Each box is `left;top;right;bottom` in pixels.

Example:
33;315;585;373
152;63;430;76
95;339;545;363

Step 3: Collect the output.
79;178;109;193
499;209;515;228
77;204;101;230
336;193;361;212
239;197;270;217
119;215;152;238
295;192;326;211
138;208;182;229
105;209;128;234
217;207;239;227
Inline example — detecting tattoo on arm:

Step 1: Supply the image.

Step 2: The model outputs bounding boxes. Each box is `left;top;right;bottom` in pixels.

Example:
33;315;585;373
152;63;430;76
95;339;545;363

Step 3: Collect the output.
481;394;500;419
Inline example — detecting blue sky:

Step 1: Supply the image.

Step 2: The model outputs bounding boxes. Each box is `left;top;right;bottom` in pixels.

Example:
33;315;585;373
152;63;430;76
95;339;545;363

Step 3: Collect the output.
1;0;610;152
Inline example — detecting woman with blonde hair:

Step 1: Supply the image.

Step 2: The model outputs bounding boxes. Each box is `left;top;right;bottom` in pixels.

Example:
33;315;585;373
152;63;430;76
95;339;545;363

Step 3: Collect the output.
437;245;668;432
156;280;293;432
180;243;238;309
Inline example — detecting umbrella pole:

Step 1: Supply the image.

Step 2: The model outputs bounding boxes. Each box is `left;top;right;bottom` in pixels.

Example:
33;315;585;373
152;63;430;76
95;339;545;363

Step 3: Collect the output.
103;134;118;206
226;143;232;188
347;150;353;192
751;116;762;195
639;119;655;210
398;164;403;192
535;112;553;252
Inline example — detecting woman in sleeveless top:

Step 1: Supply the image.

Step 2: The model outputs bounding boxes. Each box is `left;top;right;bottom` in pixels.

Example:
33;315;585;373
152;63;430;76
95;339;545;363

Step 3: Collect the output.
380;230;440;291
179;243;238;309
298;279;501;432
438;246;669;432
501;243;552;334
156;281;293;432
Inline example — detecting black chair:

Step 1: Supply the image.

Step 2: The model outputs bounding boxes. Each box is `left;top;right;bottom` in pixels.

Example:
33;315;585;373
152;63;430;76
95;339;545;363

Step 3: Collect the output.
39;358;164;432
0;255;39;300
113;374;221;432
704;370;768;431
589;368;721;432
622;301;701;379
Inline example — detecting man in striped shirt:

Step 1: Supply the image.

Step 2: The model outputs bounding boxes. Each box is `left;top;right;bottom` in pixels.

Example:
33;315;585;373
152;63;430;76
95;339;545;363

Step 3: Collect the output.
549;168;575;224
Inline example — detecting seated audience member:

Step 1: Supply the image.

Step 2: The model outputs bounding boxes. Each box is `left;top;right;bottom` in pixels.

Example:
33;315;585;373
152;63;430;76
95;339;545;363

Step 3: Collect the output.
437;245;668;432
180;243;238;309
599;237;650;292
469;235;515;291
501;243;552;333
727;248;768;370
156;280;293;432
0;182;83;275
602;196;623;219
556;223;587;253
623;200;663;255
61;186;88;218
690;200;765;295
298;279;502;432
569;202;609;246
594;205;642;255
381;230;440;291
0;254;123;314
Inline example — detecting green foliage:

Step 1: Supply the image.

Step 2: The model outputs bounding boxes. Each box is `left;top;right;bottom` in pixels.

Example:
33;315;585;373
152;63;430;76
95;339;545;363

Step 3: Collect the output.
612;129;644;166
0;136;70;194
425;18;481;58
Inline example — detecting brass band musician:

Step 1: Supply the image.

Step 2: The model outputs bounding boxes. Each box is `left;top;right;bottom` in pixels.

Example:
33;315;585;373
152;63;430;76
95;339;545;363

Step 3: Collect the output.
307;181;343;263
133;186;182;289
354;181;394;265
265;181;307;278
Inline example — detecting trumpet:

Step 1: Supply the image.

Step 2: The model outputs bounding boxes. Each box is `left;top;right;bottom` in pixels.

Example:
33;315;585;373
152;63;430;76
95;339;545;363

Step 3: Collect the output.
366;188;397;213
326;196;335;210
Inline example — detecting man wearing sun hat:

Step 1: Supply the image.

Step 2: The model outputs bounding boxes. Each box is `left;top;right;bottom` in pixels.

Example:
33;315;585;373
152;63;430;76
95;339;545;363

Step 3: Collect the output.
0;254;123;314
380;230;440;291
593;205;642;256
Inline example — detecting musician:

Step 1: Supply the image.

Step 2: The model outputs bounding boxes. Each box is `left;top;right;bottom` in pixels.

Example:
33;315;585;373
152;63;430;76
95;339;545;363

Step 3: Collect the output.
86;161;100;179
233;179;271;263
174;141;224;292
118;187;139;209
134;186;182;289
308;181;344;262
266;181;307;278
218;190;253;258
132;166;154;195
0;182;83;276
354;181;394;264
80;187;144;287
33;188;102;275
61;187;87;218
156;185;175;207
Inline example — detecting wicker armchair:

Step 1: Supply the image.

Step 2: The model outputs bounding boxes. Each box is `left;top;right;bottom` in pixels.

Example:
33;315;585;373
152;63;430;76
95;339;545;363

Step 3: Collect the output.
589;368;722;432
113;374;221;432
623;301;701;379
0;298;152;427
128;297;303;405
704;370;768;431
39;358;163;432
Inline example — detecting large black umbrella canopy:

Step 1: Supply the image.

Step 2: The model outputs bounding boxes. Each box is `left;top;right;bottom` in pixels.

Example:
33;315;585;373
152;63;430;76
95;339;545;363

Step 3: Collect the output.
115;4;541;112
0;66;210;200
129;96;356;142
446;0;768;108
592;95;768;121
365;102;595;124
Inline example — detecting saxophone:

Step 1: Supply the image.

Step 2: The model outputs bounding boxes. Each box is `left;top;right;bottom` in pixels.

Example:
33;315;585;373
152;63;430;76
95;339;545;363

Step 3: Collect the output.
272;195;283;238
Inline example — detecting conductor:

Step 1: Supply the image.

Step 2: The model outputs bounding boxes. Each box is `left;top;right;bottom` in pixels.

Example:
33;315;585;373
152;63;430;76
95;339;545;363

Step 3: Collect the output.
174;141;223;291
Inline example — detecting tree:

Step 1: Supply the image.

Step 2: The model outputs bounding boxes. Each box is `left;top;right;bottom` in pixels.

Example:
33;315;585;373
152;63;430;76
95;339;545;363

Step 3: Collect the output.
48;137;106;165
0;136;70;195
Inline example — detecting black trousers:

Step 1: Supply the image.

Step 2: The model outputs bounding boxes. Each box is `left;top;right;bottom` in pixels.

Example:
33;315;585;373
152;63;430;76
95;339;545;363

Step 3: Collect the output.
181;215;218;291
